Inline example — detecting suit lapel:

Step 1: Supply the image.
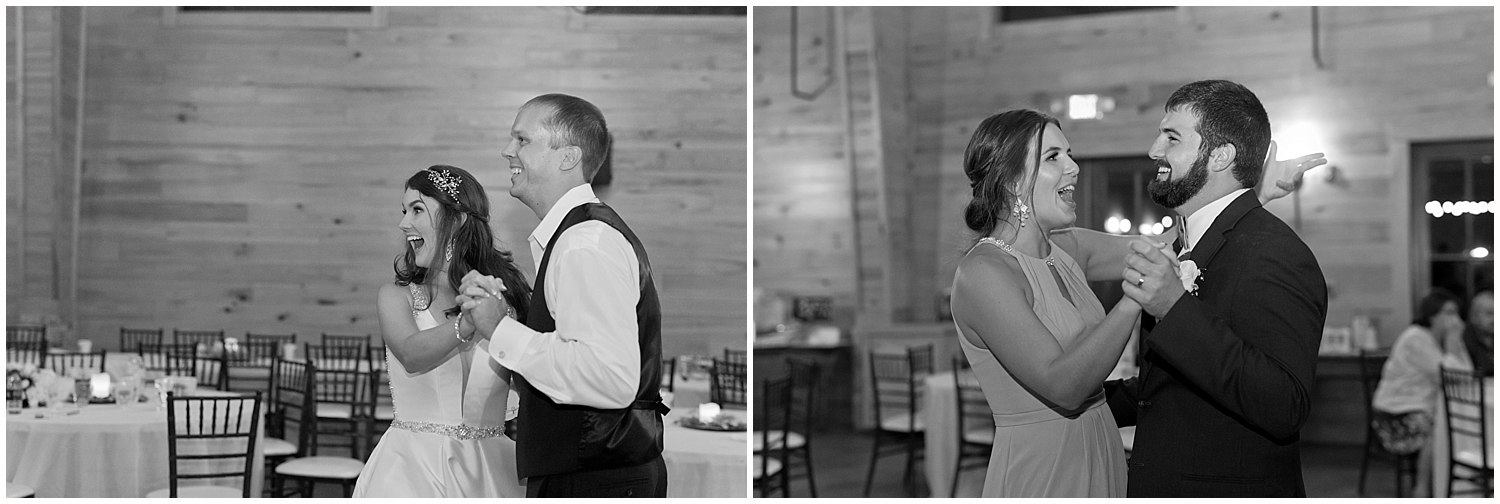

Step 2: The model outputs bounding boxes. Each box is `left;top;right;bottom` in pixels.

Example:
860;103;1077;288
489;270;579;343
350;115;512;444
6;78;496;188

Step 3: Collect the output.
1138;190;1262;389
1185;190;1260;267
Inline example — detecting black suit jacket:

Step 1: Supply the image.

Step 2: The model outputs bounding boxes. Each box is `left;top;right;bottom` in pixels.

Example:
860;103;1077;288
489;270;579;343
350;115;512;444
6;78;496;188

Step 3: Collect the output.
1106;190;1327;497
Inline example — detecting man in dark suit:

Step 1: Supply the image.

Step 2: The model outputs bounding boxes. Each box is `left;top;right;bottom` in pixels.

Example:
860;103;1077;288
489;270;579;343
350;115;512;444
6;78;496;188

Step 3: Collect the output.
1110;80;1328;497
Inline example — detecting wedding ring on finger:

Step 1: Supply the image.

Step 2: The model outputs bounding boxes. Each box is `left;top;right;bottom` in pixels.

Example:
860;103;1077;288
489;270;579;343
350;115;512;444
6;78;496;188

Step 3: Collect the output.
1136;278;1145;287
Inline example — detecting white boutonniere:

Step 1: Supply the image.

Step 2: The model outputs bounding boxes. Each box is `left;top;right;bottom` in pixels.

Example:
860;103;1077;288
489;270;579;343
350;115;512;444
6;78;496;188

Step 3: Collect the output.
1178;259;1202;295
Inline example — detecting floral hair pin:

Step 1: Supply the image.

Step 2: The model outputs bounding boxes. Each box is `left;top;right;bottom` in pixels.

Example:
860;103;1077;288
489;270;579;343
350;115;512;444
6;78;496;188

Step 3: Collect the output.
427;168;462;201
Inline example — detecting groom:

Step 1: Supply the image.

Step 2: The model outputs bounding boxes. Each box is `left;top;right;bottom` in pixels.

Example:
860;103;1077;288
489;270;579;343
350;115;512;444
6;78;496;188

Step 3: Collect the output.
1109;80;1328;497
459;93;668;497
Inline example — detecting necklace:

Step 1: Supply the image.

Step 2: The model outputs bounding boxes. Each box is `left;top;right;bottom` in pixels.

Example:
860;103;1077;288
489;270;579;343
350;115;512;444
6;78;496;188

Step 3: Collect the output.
978;237;1056;266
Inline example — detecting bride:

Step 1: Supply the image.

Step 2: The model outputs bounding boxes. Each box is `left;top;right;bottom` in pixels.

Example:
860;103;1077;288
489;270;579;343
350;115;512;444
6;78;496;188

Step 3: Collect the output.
352;166;533;497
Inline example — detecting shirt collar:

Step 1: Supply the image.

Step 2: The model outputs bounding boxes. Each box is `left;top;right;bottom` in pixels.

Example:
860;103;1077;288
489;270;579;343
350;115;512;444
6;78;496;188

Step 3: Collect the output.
529;184;599;252
1182;188;1249;252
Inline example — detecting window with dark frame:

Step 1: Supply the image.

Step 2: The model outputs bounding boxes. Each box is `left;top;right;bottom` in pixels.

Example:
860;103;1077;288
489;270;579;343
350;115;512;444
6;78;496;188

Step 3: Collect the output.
1413;140;1494;305
167;6;381;28
996;6;1172;24
177;7;373;13
583;7;745;16
1073;156;1174;308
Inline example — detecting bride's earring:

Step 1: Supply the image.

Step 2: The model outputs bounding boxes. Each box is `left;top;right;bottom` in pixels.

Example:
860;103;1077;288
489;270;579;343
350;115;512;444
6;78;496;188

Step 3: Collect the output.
1015;201;1031;228
444;240;455;264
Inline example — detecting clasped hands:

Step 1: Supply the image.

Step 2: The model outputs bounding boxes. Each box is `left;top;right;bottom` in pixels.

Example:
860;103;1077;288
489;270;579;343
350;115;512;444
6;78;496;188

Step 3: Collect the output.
455;270;510;341
1121;238;1184;319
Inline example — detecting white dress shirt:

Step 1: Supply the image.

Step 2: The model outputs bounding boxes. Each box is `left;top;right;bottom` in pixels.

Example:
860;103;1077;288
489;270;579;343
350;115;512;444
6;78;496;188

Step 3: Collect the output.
1180;188;1250;254
487;184;642;409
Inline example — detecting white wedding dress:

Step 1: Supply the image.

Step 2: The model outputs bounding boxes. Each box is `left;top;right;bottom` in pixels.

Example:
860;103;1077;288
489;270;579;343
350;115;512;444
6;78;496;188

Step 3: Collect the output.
352;287;524;497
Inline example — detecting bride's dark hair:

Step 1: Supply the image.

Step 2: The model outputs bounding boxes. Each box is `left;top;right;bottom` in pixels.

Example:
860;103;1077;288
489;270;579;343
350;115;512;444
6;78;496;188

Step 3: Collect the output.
394;165;531;322
962;109;1059;240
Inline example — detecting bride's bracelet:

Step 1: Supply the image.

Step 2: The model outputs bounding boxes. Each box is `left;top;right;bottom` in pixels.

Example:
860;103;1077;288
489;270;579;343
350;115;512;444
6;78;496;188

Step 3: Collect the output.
454;317;473;343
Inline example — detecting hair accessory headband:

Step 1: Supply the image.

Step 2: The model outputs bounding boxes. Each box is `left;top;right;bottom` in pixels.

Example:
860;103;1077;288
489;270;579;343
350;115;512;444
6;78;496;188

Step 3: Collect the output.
427;168;461;201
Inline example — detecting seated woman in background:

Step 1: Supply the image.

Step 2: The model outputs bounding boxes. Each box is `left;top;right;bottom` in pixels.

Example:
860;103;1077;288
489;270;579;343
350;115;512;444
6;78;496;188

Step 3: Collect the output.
1453;291;1493;376
1371;288;1466;497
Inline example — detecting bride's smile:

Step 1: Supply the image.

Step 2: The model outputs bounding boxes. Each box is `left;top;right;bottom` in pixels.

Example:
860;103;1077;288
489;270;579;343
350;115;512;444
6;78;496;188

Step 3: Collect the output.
399;189;442;267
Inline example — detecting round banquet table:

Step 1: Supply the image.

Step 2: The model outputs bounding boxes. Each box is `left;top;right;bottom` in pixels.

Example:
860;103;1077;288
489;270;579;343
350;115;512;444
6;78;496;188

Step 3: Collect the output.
5;394;265;498
922;372;984;497
661;406;748;497
668;375;712;410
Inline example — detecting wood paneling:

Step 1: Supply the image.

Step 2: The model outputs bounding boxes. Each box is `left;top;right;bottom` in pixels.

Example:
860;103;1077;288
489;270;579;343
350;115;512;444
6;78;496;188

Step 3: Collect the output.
8;7;85;335
755;6;1493;347
11;7;746;358
753;7;858;316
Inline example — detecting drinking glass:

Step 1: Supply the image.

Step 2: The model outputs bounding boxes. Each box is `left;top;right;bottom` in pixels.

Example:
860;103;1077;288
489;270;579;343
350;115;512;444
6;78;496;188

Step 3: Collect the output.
154;378;174;410
48;388;69;412
7;386;22;413
112;381;135;406
72;378;90;408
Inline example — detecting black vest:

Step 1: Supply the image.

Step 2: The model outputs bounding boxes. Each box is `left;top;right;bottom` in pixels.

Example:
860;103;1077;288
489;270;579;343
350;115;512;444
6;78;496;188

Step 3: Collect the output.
516;203;667;478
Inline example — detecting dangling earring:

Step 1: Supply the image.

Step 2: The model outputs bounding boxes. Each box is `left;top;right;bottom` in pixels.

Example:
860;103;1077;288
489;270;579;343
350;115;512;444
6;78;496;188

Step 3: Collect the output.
1015;201;1031;228
444;240;455;265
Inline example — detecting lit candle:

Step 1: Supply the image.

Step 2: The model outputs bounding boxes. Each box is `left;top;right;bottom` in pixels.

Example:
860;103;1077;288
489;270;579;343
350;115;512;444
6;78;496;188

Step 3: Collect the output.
90;373;111;399
697;402;720;423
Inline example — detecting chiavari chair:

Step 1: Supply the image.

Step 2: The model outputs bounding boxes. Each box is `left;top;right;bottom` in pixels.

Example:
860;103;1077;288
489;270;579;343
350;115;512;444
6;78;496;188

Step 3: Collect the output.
863;344;932;497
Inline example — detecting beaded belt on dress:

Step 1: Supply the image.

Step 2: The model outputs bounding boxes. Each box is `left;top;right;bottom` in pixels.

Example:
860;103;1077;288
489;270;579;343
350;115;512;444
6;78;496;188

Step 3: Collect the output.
389;419;505;440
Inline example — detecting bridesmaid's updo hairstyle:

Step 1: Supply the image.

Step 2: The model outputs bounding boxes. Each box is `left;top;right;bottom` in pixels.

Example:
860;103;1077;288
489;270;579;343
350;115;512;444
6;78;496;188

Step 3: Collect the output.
962;109;1059;238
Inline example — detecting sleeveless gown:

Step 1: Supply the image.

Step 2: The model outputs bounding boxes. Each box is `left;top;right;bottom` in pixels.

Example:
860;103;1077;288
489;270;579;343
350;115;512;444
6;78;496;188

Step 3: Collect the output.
954;239;1127;497
352;287;524;497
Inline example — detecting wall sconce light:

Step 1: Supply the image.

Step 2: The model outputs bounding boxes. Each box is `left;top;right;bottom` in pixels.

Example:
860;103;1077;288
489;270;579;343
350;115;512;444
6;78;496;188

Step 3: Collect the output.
1069;94;1100;120
1051;94;1114;120
1063;94;1115;120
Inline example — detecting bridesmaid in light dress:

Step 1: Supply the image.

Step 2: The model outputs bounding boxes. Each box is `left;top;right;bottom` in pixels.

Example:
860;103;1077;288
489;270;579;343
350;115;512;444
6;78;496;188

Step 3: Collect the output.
949;109;1321;497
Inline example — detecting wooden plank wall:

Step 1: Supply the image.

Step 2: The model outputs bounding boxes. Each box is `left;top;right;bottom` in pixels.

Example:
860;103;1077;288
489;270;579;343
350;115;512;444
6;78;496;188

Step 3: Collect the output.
20;6;748;357
755;6;1493;345
752;7;859;324
7;7;84;332
6;7;27;320
913;6;1493;343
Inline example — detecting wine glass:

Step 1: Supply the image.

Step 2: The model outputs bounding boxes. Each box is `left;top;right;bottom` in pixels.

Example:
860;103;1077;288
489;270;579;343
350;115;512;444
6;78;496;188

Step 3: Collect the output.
154;377;174;410
48;387;69;412
112;381;135;406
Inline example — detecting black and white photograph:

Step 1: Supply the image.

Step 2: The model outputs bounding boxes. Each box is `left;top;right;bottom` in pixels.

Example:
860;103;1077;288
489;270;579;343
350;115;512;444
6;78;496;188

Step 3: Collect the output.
6;6;747;498
753;5;1492;498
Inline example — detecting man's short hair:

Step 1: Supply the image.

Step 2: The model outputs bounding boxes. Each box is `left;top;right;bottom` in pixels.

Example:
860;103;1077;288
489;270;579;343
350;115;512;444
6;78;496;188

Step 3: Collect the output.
1164;80;1271;189
523;94;612;182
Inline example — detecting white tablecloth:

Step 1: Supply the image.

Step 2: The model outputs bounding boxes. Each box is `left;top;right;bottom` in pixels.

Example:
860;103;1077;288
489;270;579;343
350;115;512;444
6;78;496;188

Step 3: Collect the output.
662;407;747;497
668;377;712;410
6;395;265;498
921;373;983;497
1432;377;1493;497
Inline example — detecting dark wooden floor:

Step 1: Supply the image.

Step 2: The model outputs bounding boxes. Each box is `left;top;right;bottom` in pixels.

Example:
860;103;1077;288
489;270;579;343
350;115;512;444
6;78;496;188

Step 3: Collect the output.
764;430;1413;498
305;428;1432;498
